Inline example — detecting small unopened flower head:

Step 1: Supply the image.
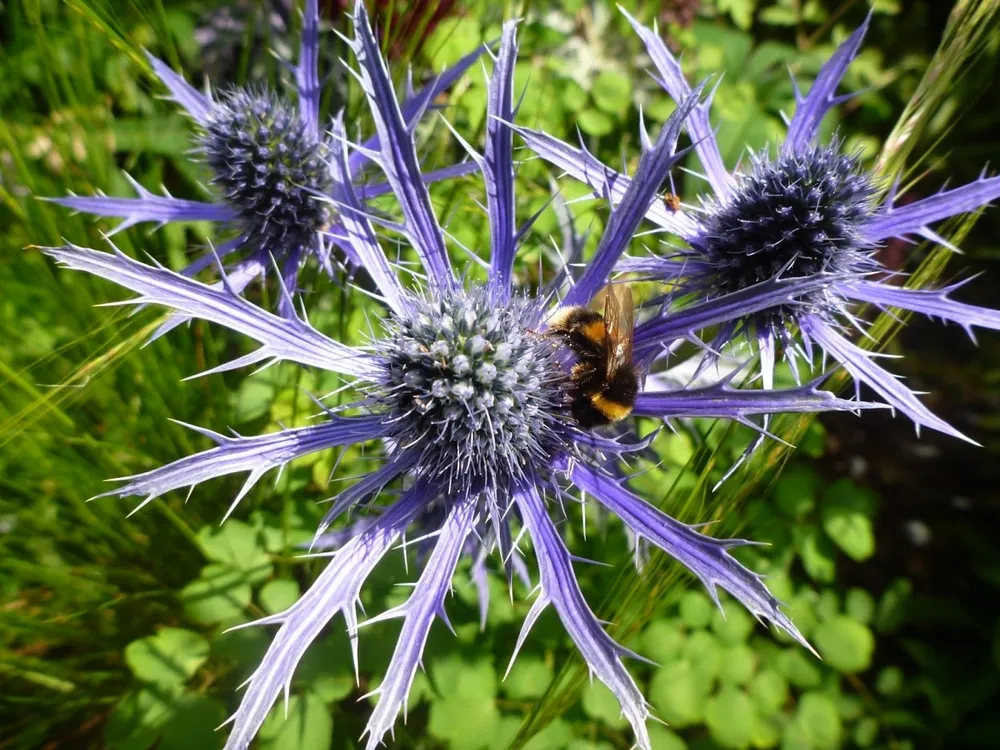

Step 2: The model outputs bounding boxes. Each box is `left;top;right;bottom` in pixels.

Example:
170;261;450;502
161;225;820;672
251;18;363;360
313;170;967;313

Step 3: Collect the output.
379;288;566;495
202;87;333;254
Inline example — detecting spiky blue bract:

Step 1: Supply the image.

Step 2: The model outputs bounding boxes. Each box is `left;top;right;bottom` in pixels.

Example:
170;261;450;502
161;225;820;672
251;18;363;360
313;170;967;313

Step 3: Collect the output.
47;0;483;314
523;8;1000;443
41;5;880;749
358;492;478;749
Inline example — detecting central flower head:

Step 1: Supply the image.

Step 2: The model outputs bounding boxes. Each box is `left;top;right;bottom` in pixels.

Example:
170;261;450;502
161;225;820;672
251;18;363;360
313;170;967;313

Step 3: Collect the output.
202;88;333;253
379;287;569;496
698;143;877;307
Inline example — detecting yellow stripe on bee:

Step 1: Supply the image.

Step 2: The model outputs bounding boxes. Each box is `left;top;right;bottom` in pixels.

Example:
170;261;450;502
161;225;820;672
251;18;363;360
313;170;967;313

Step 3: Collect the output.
579;319;606;345
590;393;633;422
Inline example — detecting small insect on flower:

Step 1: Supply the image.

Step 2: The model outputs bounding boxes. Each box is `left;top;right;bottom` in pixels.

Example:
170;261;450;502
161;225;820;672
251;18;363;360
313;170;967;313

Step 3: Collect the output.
547;283;640;427
662;192;681;212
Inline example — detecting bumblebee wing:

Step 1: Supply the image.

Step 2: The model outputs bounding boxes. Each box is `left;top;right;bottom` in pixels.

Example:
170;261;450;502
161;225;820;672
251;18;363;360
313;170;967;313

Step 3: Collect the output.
603;283;634;379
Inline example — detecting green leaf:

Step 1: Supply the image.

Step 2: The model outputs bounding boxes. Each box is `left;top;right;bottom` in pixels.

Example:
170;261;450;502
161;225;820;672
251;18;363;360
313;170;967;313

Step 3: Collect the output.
759;4;798;26
158;695;227;750
645;96;678;122
719;643;757;686
258;692;332;750
876;666;904;696
795;692;841;750
522;718;573;750
814;616;875;673
641;619;686;663
694;15;754;65
180;563;252;624
705;687;756;749
872;0;902;11
423;17;483;68
105;689;173;750
821;497;875;562
196;520;273;584
649;661;708;727
748;669;788;715
431;655;497;700
582;680;628;729
680;591;714;629
124;628;209;688
297;639;356;704
815;590;840;622
776;649;822;689
110;117;192;156
211;624;270;666
773;464;818;518
502;656;554;700
428;657;500;749
781;719;811;750
577;109;614;137
822;478;877;516
875;578;912;633
854;717;879;747
797;420;828;458
750;713;781;749
837;694;864;721
259;578;300;615
684;630;723;691
712;598;755;644
845;588;875;624
648;725;688;750
799;525;837;583
309;671;356;704
233;377;274;422
490;717;523;750
428;693;500;749
591;70;632;115
559;78;588;111
568;741;615;750
460;80;489;131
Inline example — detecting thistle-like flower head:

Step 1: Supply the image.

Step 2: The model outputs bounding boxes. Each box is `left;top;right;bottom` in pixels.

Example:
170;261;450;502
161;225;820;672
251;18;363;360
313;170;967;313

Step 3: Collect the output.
520;8;1000;442
42;4;880;749
48;0;482;319
201;86;334;255
378;288;566;496
702;143;877;296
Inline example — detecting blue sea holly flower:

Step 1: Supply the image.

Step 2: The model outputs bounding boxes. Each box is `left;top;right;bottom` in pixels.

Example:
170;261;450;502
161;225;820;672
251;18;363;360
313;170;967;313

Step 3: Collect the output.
43;4;876;748
48;0;481;320
518;9;1000;442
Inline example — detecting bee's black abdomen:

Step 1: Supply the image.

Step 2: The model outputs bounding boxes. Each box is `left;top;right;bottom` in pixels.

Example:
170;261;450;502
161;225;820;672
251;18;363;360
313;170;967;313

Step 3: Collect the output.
572;398;612;428
607;367;639;406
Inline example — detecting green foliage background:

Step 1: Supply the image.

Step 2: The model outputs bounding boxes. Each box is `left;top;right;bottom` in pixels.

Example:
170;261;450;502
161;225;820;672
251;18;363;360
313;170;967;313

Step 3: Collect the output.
2;1;999;749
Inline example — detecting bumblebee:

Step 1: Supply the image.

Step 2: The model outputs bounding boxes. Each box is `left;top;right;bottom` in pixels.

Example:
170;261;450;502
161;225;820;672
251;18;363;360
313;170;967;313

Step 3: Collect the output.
662;192;681;212
547;284;639;428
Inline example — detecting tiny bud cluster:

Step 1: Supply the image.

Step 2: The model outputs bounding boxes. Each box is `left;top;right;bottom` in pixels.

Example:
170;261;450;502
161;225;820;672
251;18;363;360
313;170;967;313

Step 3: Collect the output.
379;288;569;497
699;143;877;307
202;88;332;254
